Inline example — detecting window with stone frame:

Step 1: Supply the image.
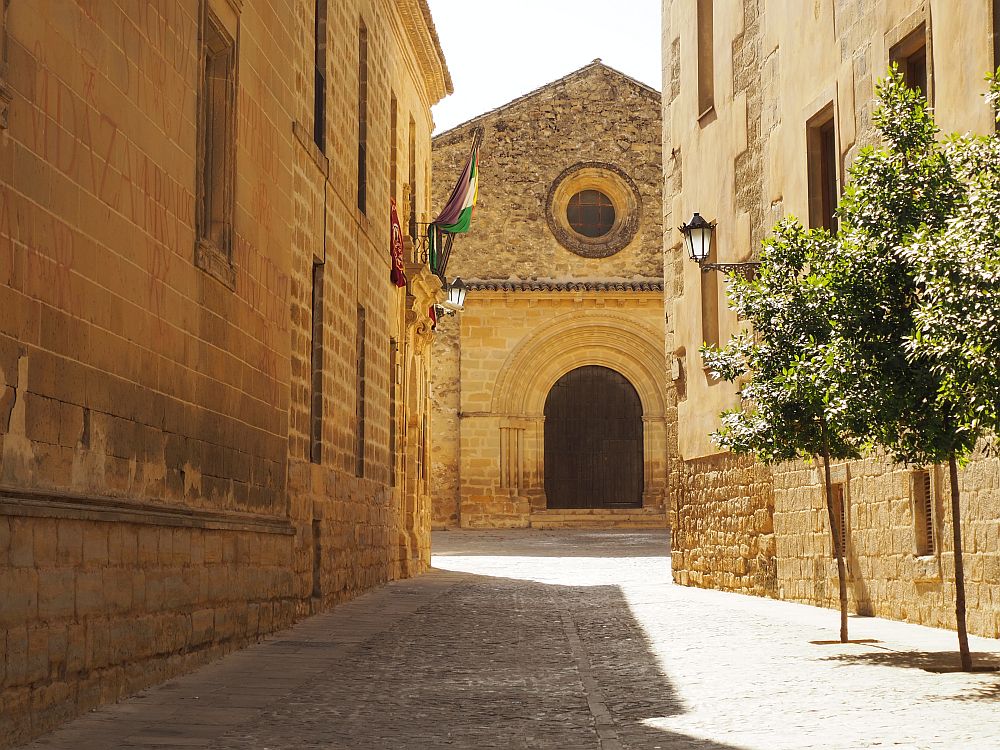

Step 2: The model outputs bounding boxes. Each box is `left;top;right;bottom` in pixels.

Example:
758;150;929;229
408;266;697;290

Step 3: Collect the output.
806;105;840;234
0;0;12;129
408;115;417;238
195;2;238;288
309;262;324;464
390;93;398;202
357;23;368;214
890;23;931;104
696;0;714;117
313;0;327;151
355;305;366;477
389;339;398;487
830;482;849;557
911;469;936;557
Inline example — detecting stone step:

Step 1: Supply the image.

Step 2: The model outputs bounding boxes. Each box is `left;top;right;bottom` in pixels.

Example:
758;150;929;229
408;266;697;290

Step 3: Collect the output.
529;508;669;529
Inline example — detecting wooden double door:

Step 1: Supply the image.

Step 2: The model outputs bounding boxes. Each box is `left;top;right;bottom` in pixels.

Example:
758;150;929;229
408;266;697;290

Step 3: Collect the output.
543;365;644;509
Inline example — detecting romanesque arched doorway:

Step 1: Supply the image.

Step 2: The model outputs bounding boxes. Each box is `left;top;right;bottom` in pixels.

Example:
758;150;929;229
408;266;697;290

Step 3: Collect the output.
543;365;644;509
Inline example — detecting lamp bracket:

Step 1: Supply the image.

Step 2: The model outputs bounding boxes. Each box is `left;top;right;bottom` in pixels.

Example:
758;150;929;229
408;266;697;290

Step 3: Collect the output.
700;262;761;278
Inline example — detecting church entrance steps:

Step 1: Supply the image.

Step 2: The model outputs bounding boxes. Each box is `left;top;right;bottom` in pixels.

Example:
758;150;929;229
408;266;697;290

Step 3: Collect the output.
529;507;669;529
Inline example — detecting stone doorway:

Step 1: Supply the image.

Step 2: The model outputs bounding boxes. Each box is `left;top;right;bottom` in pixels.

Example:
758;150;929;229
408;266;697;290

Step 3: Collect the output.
543;365;644;509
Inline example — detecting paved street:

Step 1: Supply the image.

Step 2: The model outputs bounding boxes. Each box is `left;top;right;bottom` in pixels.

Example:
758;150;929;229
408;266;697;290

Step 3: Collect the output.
21;530;1000;750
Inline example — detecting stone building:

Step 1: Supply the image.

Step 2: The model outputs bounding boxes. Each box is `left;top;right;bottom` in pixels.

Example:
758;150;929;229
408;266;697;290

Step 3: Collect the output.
430;62;672;529
0;0;449;744
662;0;1000;636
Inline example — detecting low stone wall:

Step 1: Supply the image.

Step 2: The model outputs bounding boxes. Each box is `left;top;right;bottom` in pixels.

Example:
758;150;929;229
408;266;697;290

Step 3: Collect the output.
669;453;777;597
0;494;299;747
773;452;1000;638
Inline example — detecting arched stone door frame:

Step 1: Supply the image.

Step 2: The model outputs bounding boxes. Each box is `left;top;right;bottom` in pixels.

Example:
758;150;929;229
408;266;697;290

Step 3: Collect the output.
490;311;668;513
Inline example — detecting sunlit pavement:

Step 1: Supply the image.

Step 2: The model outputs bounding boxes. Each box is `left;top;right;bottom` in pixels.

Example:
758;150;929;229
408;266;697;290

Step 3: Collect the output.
21;529;1000;750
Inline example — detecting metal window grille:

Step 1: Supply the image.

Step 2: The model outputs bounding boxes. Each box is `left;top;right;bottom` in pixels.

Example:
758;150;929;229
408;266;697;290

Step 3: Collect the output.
567;190;615;238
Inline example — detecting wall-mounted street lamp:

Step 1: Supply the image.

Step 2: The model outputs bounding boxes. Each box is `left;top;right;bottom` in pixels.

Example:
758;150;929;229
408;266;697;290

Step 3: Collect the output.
438;277;468;315
679;212;760;277
446;277;468;309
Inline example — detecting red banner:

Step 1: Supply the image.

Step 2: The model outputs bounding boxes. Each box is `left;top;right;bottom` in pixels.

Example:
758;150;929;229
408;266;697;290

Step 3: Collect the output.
389;198;407;288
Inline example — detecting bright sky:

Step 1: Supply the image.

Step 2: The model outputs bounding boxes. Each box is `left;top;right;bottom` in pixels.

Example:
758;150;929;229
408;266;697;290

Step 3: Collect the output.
427;0;663;134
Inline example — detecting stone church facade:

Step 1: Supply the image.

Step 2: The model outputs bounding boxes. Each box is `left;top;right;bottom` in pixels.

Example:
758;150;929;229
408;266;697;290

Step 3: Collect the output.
430;62;673;529
0;0;449;744
662;0;1000;638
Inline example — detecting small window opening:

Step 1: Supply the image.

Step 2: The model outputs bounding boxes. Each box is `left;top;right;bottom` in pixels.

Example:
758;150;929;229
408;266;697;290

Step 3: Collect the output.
357;23;368;213
912;469;935;556
309;263;324;464
830;482;848;556
696;0;714;116
389;339;397;487
567;190;615;238
408;115;417;238
196;8;237;261
890;24;931;103
355;305;366;477
807;106;839;234
313;0;327;150
390;94;398;202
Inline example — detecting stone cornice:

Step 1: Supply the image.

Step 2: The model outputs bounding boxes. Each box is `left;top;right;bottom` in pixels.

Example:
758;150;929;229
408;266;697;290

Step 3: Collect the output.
466;280;664;293
398;0;453;105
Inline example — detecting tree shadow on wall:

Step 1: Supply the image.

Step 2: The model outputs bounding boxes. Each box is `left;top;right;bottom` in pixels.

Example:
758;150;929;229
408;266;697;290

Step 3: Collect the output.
208;574;746;750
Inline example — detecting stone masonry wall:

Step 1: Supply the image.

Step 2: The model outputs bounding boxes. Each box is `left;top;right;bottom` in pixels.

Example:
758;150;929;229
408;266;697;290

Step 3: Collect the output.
429;315;460;529
433;62;663;284
669;453;777;597
0;0;448;745
430;63;670;528
663;0;1000;635
774;451;1000;638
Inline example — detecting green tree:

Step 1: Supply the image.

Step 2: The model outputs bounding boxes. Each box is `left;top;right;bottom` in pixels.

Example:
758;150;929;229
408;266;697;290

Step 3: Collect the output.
825;69;1000;671
702;222;860;643
706;69;1000;666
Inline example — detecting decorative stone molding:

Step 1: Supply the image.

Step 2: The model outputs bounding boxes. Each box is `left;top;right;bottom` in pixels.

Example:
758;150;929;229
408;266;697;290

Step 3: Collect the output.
467;280;663;292
396;0;453;104
195;238;237;289
491;310;667;417
546;162;642;258
404;237;446;354
0;485;294;535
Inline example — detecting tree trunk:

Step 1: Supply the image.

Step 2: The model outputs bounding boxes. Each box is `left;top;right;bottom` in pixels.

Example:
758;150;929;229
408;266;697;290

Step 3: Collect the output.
820;433;849;643
948;452;972;671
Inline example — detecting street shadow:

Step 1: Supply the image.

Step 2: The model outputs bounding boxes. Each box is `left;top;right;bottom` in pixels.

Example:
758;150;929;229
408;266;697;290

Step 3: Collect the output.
822;649;1000;677
431;528;672;558
206;572;749;750
944;681;1000;702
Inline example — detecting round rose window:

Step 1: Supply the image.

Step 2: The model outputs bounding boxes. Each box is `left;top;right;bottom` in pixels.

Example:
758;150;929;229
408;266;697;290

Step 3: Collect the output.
567;190;616;238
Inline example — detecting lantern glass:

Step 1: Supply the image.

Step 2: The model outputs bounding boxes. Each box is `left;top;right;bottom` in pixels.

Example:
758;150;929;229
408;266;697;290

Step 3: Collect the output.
447;277;467;309
680;213;714;263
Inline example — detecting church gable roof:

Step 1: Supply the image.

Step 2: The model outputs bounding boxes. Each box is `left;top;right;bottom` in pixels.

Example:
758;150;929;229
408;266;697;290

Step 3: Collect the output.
433;60;660;141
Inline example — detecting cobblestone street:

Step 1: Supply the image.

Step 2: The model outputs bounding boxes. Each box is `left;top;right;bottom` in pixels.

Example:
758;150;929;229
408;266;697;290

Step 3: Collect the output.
21;530;1000;750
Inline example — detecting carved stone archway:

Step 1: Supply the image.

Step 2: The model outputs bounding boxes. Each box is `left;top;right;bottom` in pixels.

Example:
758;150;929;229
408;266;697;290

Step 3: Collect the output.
488;311;668;513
